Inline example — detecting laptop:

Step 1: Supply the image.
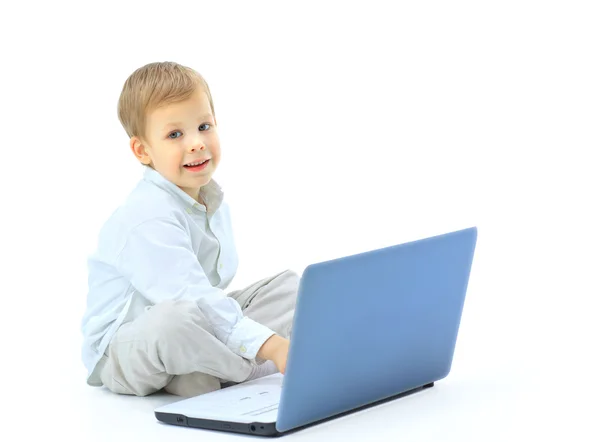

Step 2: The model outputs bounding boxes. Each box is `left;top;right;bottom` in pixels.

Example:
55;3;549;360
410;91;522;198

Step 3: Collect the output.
155;226;478;436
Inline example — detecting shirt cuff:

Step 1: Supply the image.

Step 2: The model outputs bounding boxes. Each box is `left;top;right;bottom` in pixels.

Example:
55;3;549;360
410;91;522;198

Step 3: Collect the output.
226;316;276;360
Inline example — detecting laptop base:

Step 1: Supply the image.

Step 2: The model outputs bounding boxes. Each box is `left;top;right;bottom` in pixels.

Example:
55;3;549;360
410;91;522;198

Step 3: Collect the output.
156;381;435;437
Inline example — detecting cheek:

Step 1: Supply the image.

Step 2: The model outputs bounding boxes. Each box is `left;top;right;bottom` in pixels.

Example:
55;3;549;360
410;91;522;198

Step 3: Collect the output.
166;151;183;167
211;144;221;160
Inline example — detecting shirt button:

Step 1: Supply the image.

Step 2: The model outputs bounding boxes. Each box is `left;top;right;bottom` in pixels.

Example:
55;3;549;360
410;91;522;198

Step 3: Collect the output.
185;207;193;214
240;345;247;353
219;263;223;269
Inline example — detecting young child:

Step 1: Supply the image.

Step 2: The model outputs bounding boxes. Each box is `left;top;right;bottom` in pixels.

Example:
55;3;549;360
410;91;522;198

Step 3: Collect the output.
80;61;299;397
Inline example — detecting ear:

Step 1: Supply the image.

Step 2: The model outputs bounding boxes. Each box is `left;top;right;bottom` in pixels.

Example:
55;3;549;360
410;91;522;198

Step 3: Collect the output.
130;136;152;165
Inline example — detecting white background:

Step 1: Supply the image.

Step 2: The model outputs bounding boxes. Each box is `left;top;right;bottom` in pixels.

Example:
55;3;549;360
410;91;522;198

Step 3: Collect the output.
1;1;598;440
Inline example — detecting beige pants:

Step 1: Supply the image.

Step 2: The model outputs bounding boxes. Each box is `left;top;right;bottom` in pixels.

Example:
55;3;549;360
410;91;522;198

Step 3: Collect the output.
99;269;299;397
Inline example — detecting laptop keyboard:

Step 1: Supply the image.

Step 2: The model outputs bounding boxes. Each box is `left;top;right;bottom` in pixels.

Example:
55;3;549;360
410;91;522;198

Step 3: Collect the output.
241;402;280;417
233;388;280;416
192;382;282;418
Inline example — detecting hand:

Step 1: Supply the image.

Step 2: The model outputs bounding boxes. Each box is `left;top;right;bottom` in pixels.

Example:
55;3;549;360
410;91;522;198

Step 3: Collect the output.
257;335;290;374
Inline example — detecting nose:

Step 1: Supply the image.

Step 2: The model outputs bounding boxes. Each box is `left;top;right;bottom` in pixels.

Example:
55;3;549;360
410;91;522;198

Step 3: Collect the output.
189;135;206;152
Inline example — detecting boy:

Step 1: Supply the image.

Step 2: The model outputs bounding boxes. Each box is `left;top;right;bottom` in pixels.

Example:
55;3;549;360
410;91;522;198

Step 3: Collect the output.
80;61;299;397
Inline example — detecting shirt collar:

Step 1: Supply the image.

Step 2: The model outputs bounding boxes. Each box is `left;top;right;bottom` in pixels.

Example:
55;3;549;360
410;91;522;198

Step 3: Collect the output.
142;165;224;214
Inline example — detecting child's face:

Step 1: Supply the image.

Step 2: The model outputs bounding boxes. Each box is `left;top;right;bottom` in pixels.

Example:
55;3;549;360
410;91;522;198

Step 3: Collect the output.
131;87;221;202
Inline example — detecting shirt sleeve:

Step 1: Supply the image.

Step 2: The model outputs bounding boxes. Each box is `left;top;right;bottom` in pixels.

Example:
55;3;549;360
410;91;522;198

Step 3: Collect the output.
113;216;275;359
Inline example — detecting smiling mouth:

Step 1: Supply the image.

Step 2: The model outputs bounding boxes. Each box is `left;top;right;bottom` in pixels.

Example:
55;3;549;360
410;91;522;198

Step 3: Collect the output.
183;159;210;168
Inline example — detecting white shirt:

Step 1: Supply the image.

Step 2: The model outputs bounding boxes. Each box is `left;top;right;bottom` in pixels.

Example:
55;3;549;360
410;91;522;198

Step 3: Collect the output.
81;166;275;386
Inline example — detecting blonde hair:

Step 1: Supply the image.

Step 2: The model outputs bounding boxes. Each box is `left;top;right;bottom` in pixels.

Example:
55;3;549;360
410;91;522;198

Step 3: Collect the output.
117;61;215;141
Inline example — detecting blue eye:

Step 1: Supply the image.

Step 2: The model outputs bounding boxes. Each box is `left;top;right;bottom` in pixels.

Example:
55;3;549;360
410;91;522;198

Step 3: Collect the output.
168;124;210;139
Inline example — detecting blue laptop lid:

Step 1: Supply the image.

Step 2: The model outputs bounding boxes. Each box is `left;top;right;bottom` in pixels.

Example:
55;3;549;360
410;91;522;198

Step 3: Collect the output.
276;227;478;433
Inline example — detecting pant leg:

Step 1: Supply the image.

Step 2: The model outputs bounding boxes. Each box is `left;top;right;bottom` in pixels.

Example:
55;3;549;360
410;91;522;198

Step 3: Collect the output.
100;299;255;397
100;270;299;397
163;372;221;397
166;270;299;394
229;269;300;341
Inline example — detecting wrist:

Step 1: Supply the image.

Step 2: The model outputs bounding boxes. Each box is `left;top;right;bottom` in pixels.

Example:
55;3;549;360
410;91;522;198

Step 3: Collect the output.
257;334;286;360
